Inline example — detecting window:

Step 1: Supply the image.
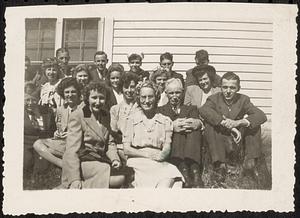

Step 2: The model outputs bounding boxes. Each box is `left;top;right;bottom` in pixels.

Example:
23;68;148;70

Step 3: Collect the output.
25;18;56;62
63;18;99;62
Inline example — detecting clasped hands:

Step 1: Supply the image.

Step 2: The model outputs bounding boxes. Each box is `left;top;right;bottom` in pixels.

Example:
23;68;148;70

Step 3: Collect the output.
220;116;242;144
173;118;204;133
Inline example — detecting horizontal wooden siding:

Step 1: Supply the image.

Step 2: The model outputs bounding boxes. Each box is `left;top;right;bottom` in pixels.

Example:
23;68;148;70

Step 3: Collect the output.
112;19;273;119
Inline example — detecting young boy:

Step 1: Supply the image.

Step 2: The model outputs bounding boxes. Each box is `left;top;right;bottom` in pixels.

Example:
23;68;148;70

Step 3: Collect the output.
127;53;149;83
90;51;109;82
199;72;269;187
160;52;184;86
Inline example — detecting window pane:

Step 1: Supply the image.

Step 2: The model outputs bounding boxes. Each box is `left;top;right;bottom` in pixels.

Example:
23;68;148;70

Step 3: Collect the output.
25;43;38;61
64;42;81;61
82;19;98;42
25;19;56;62
81;42;97;61
63;18;99;62
39;43;55;60
40;19;56;42
64;20;81;42
26;19;39;43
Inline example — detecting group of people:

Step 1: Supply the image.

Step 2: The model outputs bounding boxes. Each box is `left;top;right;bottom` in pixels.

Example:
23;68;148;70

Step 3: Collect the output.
24;48;270;189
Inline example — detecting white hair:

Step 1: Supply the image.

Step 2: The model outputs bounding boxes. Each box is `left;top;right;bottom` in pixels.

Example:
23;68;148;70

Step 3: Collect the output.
165;78;183;92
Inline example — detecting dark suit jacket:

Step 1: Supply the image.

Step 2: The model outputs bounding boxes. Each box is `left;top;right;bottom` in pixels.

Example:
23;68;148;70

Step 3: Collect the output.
157;103;202;163
62;105;119;186
90;67;109;82
199;92;267;163
128;69;150;82
199;92;267;129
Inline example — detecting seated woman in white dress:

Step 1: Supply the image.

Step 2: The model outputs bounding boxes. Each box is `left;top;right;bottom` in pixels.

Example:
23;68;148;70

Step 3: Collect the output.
123;81;184;188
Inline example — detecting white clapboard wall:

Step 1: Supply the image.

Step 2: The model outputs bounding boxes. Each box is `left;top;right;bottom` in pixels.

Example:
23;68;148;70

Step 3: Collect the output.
111;19;272;119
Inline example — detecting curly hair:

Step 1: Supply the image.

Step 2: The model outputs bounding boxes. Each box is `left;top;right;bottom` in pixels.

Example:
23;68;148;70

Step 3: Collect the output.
121;72;139;89
135;81;161;108
42;57;59;70
82;81;109;106
150;68;169;83
56;77;81;99
192;64;217;88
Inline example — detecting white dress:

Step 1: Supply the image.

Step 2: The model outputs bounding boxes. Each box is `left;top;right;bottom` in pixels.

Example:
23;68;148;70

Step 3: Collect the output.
123;110;184;187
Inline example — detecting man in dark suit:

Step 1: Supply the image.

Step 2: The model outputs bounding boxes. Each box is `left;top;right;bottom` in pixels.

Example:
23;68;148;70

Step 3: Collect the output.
199;72;270;187
89;51;109;82
158;78;204;188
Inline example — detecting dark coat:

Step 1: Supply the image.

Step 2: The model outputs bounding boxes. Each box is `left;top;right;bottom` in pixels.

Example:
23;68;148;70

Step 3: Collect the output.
90;67;109;82
128;69;150;82
158;103;202;164
199;92;267;163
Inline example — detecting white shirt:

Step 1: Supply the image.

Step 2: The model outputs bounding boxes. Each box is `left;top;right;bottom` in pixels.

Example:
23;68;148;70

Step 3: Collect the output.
113;89;124;104
201;90;212;106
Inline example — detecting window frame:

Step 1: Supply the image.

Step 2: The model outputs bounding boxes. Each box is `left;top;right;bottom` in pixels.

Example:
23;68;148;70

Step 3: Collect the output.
25;18;57;64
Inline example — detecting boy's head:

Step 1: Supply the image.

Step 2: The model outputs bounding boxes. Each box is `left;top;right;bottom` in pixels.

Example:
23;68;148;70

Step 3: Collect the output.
128;53;143;73
160;52;174;72
221;72;241;103
94;51;108;71
56;48;70;67
195;49;209;65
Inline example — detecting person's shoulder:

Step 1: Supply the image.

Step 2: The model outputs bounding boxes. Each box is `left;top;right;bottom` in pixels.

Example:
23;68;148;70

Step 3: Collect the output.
186;85;201;93
236;93;251;103
208;91;222;100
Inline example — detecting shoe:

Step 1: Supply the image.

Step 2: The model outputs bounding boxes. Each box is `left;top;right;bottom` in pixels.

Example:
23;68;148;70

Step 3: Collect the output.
178;162;192;188
190;163;204;188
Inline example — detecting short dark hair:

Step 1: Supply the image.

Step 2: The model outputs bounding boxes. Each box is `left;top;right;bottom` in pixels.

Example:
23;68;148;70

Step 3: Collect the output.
56;48;70;57
82;82;109;106
56;77;81;99
192;64;218;88
221;71;241;88
121;72;139;88
128;53;143;62
160;52;173;62
195;49;209;64
94;51;108;60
